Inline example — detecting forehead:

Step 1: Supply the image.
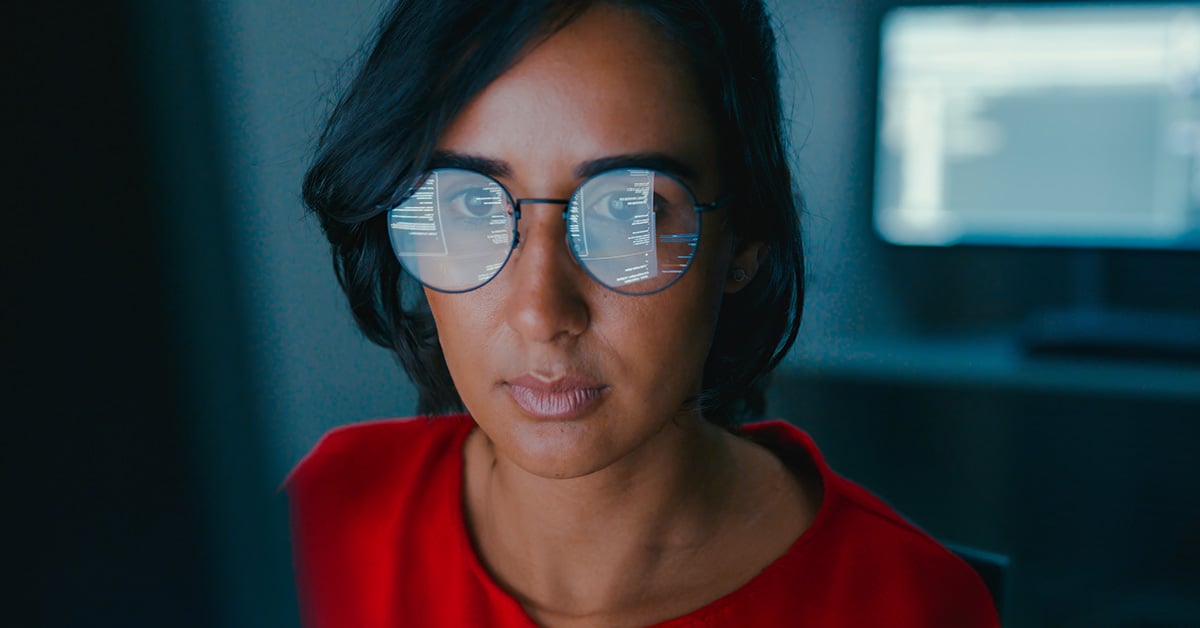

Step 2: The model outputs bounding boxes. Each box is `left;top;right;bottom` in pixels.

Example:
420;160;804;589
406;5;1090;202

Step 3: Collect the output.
436;4;718;189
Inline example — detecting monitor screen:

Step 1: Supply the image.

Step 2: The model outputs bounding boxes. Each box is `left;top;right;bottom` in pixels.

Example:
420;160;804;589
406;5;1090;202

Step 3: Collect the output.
873;3;1200;249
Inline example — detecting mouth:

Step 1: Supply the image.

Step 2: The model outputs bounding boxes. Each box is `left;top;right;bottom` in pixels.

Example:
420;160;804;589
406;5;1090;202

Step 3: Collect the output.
504;374;608;420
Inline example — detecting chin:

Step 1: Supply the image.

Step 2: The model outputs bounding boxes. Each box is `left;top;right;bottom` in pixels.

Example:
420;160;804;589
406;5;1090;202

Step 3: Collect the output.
495;418;627;480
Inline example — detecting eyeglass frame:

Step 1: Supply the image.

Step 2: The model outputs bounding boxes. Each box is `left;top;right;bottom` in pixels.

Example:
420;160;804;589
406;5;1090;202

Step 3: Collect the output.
388;166;732;296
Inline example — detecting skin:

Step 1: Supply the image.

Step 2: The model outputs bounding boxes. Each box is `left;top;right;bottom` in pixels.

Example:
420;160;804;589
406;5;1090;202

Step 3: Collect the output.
425;5;822;626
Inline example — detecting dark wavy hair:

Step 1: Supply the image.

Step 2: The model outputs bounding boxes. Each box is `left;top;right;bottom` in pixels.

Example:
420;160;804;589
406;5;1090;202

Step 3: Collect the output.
302;0;804;427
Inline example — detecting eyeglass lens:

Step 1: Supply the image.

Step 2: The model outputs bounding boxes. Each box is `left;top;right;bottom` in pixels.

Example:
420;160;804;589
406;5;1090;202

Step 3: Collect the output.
387;168;702;294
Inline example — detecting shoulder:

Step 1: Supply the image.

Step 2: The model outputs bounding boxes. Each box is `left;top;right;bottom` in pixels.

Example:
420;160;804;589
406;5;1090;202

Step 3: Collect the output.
285;413;474;494
284;414;478;626
736;420;1000;627
284;417;472;525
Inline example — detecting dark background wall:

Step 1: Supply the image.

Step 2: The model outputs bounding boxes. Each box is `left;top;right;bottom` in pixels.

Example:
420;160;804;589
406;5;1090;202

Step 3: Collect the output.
10;3;217;627
12;1;1200;627
11;2;293;627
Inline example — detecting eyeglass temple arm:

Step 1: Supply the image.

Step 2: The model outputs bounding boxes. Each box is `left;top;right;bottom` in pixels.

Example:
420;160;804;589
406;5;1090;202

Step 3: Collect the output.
695;194;733;213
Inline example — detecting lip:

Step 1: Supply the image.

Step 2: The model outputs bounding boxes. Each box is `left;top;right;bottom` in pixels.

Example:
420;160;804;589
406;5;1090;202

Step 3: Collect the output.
504;374;608;420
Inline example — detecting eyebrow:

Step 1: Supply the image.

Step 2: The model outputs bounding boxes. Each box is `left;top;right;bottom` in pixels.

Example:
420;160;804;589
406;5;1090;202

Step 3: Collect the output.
427;151;512;178
428;150;700;184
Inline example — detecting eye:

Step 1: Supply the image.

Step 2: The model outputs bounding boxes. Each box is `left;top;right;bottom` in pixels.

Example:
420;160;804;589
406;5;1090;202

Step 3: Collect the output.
587;189;649;222
446;186;503;218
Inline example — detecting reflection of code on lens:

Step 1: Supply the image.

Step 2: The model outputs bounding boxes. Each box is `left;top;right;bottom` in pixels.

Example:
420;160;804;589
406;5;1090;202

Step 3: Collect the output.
389;173;449;257
567;197;588;257
617;169;657;284
626;172;653;249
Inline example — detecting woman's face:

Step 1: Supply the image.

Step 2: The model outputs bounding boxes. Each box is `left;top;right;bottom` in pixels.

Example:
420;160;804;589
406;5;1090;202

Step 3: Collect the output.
427;4;749;479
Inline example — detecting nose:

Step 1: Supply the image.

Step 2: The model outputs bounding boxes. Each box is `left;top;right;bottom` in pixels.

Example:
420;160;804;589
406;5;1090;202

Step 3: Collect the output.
504;203;590;343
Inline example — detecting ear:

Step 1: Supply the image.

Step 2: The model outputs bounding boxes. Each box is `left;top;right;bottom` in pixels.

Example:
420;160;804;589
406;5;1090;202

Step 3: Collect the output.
724;241;768;294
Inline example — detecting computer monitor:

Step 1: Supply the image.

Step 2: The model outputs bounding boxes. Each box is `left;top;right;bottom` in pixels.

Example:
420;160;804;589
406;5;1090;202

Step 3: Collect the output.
873;2;1200;251
872;2;1200;359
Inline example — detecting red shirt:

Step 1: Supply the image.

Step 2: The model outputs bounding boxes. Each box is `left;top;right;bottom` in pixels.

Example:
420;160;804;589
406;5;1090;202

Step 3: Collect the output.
286;414;1000;627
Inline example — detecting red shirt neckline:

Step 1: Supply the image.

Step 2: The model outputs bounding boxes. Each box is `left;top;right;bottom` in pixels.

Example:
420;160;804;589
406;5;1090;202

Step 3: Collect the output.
438;414;849;626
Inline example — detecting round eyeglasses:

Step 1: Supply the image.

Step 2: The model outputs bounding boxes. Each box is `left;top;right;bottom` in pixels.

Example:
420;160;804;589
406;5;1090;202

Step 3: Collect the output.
386;167;727;295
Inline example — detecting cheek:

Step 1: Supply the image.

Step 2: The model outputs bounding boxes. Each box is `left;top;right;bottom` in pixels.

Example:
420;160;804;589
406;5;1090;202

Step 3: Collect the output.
598;257;727;394
660;233;735;381
425;290;503;389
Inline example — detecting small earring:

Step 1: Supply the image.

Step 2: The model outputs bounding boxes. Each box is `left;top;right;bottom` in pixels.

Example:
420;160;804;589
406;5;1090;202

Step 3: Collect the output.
730;267;749;283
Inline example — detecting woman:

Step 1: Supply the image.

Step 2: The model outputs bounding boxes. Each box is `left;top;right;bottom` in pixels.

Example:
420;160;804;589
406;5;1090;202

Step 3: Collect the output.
288;1;1001;626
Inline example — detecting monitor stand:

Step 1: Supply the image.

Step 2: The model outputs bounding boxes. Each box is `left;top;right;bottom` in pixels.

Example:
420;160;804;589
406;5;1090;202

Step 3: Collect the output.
1021;252;1200;362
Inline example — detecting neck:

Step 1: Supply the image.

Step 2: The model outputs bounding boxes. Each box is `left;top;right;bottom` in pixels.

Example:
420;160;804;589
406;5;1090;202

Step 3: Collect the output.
463;413;744;617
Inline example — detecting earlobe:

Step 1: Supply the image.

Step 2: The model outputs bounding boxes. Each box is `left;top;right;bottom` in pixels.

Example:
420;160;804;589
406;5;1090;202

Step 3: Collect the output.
724;241;768;293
